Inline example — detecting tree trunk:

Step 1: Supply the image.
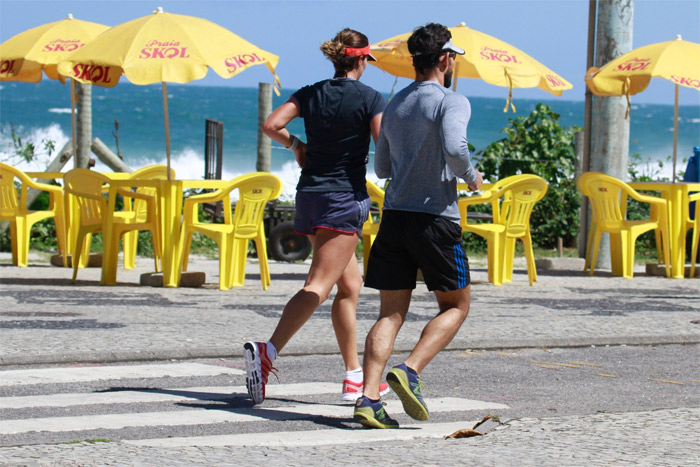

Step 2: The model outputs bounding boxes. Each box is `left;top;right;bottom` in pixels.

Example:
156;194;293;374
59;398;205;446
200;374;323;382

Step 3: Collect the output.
76;82;92;169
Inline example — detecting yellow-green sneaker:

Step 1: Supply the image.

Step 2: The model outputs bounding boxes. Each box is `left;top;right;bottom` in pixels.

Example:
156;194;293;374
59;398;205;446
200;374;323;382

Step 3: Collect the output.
386;363;429;421
353;396;399;429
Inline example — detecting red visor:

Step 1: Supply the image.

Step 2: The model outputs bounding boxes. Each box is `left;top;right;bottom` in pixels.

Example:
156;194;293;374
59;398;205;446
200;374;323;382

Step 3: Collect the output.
344;45;376;61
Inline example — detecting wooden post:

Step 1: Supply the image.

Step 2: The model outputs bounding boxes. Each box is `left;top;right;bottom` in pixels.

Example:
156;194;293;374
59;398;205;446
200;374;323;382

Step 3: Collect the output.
257;82;272;173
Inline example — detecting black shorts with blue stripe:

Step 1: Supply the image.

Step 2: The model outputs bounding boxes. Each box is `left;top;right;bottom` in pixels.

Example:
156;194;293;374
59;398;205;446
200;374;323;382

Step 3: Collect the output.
364;209;470;292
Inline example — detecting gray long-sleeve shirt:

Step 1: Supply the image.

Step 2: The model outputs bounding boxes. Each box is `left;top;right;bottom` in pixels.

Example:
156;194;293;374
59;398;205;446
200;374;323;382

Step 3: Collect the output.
375;81;478;223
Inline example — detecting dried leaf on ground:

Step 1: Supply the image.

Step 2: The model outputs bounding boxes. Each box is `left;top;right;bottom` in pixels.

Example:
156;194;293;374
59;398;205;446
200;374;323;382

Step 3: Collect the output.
445;414;502;439
445;428;484;439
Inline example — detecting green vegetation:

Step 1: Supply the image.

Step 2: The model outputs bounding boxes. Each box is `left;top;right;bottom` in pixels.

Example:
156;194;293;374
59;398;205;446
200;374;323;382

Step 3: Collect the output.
1;124;55;166
464;103;581;254
64;439;111;444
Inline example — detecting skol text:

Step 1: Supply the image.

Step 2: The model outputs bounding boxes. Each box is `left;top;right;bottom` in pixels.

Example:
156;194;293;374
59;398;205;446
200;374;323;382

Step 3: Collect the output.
71;64;114;83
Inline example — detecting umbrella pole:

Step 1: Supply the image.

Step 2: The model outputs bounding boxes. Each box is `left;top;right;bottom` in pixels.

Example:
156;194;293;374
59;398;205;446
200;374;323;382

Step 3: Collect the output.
452;62;460;92
162;82;172;181
70;79;77;169
672;83;679;183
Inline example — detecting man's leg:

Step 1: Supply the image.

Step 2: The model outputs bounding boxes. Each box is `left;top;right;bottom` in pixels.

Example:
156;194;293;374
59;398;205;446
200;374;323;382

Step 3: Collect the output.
404;285;471;373
361;289;412;400
385;285;471;420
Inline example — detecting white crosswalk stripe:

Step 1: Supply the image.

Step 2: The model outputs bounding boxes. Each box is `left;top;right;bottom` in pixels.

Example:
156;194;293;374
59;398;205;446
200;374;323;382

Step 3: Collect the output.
126;421;486;447
0;363;244;386
0;382;339;409
1;397;507;435
0;362;509;447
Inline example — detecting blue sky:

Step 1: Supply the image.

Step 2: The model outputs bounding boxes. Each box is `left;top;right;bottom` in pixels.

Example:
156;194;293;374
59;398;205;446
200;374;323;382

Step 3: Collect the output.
1;0;699;106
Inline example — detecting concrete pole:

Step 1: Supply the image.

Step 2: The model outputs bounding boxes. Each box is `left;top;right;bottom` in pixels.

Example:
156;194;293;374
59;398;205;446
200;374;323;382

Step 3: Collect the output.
257;82;272;173
589;0;634;269
75;82;93;169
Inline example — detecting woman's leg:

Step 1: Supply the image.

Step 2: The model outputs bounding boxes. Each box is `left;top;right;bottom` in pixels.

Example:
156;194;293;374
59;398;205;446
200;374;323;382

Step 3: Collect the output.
269;228;359;353
331;250;363;371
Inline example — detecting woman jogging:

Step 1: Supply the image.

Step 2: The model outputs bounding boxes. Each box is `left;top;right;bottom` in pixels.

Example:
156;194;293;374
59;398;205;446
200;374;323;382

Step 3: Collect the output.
244;28;388;404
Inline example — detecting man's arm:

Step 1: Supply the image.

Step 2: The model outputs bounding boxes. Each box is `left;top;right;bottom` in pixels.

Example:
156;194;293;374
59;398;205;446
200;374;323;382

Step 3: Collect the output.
441;94;481;190
374;124;392;179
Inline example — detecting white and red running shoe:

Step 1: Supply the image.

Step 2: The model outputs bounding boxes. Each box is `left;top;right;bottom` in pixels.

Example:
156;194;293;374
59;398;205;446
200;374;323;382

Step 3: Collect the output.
244;341;277;404
341;379;390;402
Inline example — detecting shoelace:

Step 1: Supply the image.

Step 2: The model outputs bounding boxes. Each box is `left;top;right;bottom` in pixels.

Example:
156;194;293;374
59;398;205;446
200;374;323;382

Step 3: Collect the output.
411;378;426;395
262;362;279;385
259;352;279;385
267;365;279;384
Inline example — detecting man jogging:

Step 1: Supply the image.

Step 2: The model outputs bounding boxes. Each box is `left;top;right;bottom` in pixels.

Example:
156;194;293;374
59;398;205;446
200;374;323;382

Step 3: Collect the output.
353;23;483;429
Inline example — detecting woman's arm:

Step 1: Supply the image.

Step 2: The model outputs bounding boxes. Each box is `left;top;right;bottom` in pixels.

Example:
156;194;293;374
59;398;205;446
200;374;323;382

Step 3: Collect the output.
262;98;300;147
263;97;307;168
369;113;382;145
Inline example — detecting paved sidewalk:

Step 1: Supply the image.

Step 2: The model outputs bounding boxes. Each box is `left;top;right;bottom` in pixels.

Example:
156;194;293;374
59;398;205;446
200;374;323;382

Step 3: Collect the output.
2;406;697;466
1;253;698;366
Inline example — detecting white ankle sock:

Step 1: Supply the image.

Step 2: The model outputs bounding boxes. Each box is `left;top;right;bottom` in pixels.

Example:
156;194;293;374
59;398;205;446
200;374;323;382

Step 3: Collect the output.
346;367;363;383
266;341;277;361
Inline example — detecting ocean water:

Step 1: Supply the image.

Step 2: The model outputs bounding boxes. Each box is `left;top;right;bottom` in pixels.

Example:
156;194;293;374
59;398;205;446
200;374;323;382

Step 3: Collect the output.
1;80;699;200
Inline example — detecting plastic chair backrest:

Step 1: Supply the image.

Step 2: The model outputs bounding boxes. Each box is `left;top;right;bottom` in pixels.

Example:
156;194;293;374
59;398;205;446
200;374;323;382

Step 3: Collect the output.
64;169;110;225
577;172;636;228
129;164;174;216
366;180;385;205
129;164;174;184
458;173;541;224
499;176;548;236
232;173;283;239
365;181;385;225
0;163;21;216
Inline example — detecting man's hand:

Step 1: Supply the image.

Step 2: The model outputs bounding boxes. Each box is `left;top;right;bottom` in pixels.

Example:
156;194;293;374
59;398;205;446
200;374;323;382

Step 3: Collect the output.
468;171;483;191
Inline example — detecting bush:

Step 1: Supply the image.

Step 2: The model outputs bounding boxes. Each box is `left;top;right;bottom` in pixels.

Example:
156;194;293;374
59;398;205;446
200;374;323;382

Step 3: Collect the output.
473;103;581;249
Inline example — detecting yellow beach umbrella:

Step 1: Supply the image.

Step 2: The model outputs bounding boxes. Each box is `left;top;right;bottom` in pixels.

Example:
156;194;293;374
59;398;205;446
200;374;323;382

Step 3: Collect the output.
0;14;110;164
58;7;280;179
585;36;700;182
370;23;572;112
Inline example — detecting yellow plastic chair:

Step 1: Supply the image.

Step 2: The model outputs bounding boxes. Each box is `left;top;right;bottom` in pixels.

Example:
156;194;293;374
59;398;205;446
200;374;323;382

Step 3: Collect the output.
687;191;700;277
577;172;670;279
63;169;160;284
362;180;385;276
459;174;546;286
0;163;67;267
180;172;282;290
121;165;174;270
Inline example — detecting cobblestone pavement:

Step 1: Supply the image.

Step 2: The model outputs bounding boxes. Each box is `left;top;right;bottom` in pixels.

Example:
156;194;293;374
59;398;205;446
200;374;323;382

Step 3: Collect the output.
1;407;698;466
1;254;699;465
1;254;699;365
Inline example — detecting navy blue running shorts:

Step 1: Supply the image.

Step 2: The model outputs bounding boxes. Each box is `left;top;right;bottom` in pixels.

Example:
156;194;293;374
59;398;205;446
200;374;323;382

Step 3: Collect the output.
364;210;470;292
294;191;370;236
